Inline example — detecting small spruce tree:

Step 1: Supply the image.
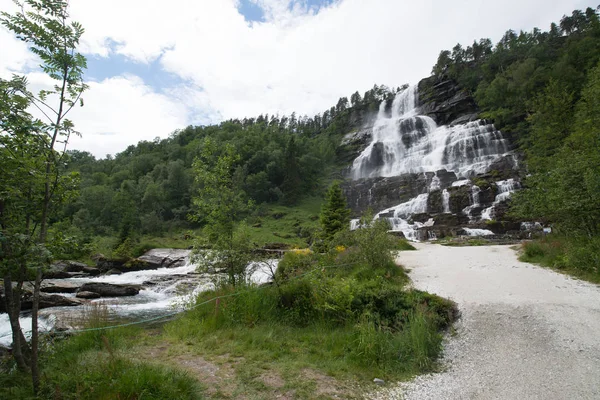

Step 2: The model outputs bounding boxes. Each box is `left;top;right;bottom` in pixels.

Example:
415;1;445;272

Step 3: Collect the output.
319;182;351;243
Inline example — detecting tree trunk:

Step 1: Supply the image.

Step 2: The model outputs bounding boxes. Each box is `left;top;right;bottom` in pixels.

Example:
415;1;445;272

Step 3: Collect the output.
3;275;30;371
30;267;42;394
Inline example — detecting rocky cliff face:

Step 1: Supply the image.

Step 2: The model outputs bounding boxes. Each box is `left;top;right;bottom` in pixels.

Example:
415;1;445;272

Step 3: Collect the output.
339;76;526;239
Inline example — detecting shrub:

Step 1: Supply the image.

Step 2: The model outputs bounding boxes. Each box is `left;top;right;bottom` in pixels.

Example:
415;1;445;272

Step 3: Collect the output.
275;250;317;282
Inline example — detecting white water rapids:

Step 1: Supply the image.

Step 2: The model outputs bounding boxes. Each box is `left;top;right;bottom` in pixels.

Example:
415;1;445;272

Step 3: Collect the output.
0;258;278;347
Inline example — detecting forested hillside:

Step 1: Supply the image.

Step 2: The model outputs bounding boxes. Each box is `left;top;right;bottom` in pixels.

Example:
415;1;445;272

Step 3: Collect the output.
56;7;600;273
56;84;401;248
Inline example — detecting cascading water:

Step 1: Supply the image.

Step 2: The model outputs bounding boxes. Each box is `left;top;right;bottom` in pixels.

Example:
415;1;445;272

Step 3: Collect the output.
442;189;451;213
0;257;279;346
351;86;511;180
349;85;517;240
481;178;522;221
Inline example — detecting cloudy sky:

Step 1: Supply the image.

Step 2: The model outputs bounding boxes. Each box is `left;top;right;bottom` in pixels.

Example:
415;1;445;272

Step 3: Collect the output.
0;0;596;158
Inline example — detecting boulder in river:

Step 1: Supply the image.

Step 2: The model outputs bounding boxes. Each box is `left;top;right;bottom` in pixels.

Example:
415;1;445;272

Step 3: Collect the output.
106;268;122;275
78;282;140;297
20;294;82;310
40;281;81;294
76;291;101;299
42;264;72;279
136;248;191;269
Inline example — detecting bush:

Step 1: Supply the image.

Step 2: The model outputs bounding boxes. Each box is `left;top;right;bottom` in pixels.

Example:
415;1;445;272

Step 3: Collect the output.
275;249;317;282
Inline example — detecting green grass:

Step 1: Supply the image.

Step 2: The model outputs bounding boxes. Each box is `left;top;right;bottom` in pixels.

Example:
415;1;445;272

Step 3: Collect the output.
0;325;204;400
244;196;323;247
519;236;600;284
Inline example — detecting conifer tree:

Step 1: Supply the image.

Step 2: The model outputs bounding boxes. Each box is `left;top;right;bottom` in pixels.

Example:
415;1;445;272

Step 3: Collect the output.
319;182;351;243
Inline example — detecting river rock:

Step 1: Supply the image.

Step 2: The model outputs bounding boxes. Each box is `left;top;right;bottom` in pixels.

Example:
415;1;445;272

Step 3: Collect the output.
63;261;90;273
136;248;191;269
40;281;81;294
19;294;82;310
76;291;101;299
106;268;122;275
82;266;101;276
39;294;82;309
42;263;71;279
78;282;140;297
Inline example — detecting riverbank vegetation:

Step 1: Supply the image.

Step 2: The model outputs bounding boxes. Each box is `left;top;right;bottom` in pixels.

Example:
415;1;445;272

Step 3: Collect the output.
1;220;453;399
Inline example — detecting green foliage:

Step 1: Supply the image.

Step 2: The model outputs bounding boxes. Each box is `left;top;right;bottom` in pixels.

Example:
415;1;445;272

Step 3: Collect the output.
319;182;351;244
511;61;600;237
168;217;456;378
520;236;600;283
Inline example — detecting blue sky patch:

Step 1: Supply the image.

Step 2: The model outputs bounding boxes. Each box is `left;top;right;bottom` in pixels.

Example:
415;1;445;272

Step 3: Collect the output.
85;53;184;90
238;0;266;23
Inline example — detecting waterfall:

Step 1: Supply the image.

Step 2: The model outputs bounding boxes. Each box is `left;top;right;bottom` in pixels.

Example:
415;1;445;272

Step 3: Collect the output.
442;189;450;213
481;178;522;221
463;185;481;221
351;86;512;180
375;194;429;240
463;228;494;236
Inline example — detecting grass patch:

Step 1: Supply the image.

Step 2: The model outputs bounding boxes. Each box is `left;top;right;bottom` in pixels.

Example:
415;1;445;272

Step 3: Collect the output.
245;196;323;247
519;235;600;284
0;325;203;400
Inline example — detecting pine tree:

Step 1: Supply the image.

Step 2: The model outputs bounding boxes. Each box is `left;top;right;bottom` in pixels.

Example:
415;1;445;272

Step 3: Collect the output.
319;182;351;243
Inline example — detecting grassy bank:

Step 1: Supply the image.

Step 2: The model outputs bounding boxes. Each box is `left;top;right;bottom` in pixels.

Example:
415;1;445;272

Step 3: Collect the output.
519;235;600;284
2;224;454;399
0;320;203;399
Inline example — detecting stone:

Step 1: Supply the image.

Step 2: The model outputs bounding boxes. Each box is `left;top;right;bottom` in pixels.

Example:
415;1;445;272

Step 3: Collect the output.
42;263;71;279
76;291;101;299
106;268;122;275
374;378;385;386
82;266;101;276
135;248;191;270
38;294;82;309
78;282;140;297
19;294;82;310
40;281;80;294
63;261;90;273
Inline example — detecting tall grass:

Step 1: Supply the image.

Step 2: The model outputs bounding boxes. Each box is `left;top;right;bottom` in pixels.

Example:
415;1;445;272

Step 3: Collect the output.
520;235;600;283
1;304;204;399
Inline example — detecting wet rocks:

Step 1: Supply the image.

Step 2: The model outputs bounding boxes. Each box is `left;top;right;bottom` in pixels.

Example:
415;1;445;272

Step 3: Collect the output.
38;294;82;309
78;282;140;297
132;248;191;270
418;77;479;126
40;281;80;294
75;291;101;299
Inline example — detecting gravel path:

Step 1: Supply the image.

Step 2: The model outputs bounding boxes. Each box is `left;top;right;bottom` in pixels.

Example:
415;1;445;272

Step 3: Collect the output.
368;243;600;400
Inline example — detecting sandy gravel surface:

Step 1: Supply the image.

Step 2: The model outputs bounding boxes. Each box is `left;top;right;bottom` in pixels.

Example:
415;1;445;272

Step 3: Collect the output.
368;243;600;400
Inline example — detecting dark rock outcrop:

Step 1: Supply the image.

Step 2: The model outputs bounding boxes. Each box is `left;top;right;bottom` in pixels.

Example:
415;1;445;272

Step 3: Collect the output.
78;282;140;297
418;77;479;126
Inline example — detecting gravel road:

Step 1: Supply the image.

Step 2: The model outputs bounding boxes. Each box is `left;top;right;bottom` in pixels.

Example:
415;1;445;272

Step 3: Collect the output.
368;243;600;400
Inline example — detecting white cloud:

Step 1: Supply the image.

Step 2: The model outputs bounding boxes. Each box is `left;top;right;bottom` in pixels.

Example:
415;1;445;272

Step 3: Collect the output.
1;0;597;157
67;75;189;158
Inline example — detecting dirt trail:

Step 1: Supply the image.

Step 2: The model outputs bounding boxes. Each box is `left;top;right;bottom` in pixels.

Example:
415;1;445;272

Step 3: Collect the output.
369;243;600;400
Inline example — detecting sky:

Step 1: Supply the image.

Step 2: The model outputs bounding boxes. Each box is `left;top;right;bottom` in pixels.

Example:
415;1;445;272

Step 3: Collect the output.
0;0;597;158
